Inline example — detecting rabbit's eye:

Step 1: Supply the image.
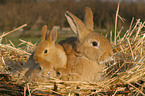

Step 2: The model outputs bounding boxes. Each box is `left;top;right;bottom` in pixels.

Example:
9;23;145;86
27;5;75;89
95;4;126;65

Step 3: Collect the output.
57;72;60;75
39;66;42;70
57;71;61;76
44;50;48;54
91;41;98;46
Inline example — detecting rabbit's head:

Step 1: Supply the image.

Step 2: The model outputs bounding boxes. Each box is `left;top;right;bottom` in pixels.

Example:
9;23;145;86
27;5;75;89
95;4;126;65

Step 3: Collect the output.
65;7;113;64
34;25;57;62
34;25;67;70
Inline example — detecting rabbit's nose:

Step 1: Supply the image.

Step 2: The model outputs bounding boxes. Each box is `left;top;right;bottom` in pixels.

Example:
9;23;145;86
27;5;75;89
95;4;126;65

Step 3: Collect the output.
47;71;50;76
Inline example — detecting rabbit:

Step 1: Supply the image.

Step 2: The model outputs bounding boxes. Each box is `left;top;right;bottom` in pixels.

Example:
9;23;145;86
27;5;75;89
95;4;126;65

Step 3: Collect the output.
23;25;67;82
57;7;113;82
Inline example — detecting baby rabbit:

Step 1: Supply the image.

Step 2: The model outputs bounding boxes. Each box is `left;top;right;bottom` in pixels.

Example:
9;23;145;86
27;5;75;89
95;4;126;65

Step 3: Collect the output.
24;25;67;82
57;7;113;82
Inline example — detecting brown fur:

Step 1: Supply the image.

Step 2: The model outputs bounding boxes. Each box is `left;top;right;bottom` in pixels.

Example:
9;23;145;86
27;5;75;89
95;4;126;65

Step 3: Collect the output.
57;7;113;81
24;25;67;82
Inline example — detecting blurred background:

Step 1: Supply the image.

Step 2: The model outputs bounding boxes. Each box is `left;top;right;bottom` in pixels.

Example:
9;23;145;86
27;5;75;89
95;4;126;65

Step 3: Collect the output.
0;0;145;45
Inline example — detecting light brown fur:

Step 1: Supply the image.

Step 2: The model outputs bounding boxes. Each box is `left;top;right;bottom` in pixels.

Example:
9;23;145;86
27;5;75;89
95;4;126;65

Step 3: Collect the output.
25;25;67;82
57;7;113;82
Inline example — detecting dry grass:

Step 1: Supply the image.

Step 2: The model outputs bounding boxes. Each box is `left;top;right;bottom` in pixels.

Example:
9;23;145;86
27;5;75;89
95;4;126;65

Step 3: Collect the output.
0;5;145;96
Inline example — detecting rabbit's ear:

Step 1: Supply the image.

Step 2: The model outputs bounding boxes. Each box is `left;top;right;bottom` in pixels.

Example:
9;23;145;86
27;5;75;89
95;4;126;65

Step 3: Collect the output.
47;26;57;44
84;7;94;31
65;11;90;41
41;25;47;41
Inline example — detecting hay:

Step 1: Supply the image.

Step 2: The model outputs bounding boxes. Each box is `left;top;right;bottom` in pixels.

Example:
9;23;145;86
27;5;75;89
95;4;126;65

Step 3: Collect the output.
0;8;145;96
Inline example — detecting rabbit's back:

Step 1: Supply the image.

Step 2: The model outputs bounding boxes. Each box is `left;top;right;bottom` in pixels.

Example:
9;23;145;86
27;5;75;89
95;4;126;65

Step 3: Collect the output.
59;37;77;55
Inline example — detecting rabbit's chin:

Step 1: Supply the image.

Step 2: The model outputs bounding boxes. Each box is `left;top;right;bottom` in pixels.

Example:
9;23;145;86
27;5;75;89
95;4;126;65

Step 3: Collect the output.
99;56;113;64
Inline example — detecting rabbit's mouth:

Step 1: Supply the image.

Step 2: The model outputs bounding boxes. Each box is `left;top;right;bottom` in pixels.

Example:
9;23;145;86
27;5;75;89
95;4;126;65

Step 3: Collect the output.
41;71;51;78
98;51;113;64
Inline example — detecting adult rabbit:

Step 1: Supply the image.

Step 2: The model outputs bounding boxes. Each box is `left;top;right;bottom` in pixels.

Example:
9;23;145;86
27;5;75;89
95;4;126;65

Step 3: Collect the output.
57;7;113;82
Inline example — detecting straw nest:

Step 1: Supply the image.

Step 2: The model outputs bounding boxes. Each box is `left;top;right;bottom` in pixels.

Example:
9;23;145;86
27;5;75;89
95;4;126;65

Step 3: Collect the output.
0;14;145;96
